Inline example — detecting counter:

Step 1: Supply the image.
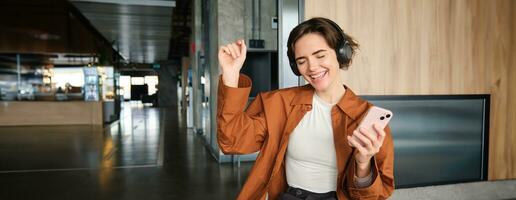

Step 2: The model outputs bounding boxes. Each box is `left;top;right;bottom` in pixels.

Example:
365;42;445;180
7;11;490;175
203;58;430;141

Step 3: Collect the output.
0;101;103;126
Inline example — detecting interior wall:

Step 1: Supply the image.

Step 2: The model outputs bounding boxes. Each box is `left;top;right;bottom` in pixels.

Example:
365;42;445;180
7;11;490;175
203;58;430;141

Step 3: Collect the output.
304;0;516;180
206;0;277;162
208;0;222;155
191;0;203;133
156;61;179;107
244;0;278;50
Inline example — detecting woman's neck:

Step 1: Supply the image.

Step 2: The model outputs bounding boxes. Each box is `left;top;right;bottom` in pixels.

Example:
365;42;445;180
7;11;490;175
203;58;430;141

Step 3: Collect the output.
315;83;346;105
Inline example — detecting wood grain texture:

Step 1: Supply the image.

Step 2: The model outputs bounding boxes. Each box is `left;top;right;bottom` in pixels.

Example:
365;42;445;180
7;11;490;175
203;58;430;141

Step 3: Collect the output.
305;0;516;180
0;101;103;126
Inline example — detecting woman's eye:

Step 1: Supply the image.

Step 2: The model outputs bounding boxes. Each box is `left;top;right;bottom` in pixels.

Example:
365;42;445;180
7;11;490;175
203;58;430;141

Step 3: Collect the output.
297;60;305;65
316;55;325;59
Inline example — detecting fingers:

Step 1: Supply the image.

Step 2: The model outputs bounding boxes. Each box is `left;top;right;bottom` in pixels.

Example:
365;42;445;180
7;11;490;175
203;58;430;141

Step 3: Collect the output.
226;44;237;58
358;127;377;146
218;44;236;59
348;136;368;153
233;43;241;57
348;125;387;166
358;127;384;149
219;39;246;59
373;123;386;145
237;39;247;56
353;130;373;151
219;46;230;56
347;135;354;147
347;132;368;149
348;126;385;155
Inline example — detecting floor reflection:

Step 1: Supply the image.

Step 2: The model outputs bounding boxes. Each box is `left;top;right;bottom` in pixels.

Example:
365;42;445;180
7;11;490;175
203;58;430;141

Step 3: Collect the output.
102;102;161;167
0;101;161;171
0;101;253;199
0;125;104;171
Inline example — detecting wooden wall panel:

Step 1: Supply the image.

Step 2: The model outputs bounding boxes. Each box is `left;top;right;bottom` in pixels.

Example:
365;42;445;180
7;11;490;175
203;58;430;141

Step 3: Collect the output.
305;0;516;180
505;4;516;179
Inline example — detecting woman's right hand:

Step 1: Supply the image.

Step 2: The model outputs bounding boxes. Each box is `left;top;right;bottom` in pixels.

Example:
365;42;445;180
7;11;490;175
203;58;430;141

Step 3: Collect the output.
218;39;247;87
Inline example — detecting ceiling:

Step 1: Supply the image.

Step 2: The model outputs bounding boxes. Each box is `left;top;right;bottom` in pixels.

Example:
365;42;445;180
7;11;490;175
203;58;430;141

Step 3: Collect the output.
69;0;176;64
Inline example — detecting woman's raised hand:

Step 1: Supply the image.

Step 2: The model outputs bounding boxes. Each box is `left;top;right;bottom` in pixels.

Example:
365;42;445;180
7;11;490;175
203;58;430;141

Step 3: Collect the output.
218;39;247;87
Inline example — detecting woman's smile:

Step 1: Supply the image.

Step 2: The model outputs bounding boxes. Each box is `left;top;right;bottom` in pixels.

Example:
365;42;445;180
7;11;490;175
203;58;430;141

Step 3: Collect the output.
309;70;328;80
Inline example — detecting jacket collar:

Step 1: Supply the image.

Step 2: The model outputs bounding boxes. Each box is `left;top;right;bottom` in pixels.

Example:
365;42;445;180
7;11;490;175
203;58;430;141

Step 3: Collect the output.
290;84;368;121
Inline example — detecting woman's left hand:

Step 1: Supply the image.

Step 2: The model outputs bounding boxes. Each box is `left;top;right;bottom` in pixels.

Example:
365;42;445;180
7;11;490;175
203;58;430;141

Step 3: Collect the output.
347;123;386;170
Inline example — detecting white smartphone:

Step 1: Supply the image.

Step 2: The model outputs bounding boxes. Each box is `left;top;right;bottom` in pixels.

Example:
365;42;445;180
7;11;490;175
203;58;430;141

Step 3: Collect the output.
357;106;393;134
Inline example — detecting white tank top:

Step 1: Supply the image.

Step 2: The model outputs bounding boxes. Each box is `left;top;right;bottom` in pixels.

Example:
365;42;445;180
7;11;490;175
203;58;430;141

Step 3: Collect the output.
286;94;337;193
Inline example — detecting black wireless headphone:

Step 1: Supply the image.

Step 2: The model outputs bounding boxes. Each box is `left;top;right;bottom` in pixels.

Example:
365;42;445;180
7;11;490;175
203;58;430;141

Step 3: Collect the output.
288;18;353;76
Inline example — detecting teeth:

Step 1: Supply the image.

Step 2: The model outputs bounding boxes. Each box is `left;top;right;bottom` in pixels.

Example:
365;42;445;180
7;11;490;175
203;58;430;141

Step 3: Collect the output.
310;71;326;79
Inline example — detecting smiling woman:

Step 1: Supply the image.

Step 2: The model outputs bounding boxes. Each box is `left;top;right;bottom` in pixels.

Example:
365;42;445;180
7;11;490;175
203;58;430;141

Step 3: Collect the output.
291;33;343;100
286;18;358;104
217;17;394;200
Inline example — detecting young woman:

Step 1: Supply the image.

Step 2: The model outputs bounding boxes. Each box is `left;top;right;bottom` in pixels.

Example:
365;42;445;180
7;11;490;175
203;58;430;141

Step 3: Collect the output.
217;17;394;200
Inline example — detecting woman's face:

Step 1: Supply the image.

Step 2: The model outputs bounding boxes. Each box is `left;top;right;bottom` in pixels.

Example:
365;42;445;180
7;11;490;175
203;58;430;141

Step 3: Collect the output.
294;33;341;93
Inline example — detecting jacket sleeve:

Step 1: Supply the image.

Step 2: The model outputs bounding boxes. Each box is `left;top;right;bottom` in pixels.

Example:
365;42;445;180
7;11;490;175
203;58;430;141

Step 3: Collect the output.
345;125;395;200
217;74;267;155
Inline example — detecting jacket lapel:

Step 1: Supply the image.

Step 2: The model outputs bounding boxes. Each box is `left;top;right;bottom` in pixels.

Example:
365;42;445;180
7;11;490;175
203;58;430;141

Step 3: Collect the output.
270;86;313;177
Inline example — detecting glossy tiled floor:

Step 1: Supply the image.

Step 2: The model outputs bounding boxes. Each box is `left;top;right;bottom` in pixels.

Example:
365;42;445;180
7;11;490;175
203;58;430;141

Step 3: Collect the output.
0;102;252;199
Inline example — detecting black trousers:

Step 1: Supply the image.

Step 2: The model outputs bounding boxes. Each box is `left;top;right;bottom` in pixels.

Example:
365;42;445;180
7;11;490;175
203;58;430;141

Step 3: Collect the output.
278;186;337;200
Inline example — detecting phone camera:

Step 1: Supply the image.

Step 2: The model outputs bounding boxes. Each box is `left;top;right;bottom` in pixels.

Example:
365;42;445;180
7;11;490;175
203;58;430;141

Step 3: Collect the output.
380;116;385;120
386;114;391;118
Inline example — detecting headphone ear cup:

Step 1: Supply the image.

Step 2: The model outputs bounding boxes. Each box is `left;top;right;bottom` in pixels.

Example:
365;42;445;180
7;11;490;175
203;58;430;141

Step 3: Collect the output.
343;43;352;63
337;43;352;65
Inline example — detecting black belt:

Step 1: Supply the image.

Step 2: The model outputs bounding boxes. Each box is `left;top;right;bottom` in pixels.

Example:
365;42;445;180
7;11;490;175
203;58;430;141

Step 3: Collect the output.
279;186;337;200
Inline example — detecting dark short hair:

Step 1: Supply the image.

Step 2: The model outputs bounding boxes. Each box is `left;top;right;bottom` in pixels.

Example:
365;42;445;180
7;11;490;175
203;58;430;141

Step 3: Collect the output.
287;17;359;70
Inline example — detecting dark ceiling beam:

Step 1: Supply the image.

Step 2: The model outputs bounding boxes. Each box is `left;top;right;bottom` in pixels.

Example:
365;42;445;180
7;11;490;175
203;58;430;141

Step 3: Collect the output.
168;0;191;59
70;0;175;64
0;0;124;65
66;0;125;63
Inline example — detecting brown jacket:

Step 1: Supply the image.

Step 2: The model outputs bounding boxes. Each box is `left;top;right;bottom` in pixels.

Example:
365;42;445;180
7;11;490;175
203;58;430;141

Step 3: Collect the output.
217;75;394;200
